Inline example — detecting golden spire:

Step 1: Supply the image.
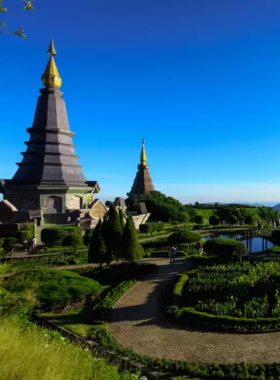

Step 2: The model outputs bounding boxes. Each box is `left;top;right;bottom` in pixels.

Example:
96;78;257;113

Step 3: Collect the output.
41;38;62;90
140;137;149;169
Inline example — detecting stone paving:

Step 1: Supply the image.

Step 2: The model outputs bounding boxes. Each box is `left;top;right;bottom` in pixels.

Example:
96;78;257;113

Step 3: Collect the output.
109;258;280;364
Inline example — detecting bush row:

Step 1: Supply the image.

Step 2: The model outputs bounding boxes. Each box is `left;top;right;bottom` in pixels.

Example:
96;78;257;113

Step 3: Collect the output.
166;304;280;331
204;238;248;262
173;274;189;305
139;222;165;234
41;227;82;246
93;280;137;320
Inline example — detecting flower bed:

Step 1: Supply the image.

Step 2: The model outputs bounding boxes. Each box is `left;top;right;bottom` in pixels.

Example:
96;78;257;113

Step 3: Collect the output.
167;261;280;331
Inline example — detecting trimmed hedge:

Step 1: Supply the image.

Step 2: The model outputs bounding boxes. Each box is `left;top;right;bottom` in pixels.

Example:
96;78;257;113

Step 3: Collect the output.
139;222;165;234
189;254;216;267
168;231;201;245
41;227;82;246
173;274;189;305
209;214;220;226
194;215;204;224
167;304;280;331
93;280;137;320
204;238;247;262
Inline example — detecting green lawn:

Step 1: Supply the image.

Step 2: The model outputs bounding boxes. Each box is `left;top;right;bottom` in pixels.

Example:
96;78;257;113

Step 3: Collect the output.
41;308;94;337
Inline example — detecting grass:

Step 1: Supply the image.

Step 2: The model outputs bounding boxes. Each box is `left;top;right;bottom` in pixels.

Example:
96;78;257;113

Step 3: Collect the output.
0;316;138;380
1;269;101;311
41;308;94;337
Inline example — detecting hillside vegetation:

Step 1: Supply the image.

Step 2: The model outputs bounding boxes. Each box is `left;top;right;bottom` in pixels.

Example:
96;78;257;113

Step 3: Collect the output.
0;317;136;380
126;191;279;224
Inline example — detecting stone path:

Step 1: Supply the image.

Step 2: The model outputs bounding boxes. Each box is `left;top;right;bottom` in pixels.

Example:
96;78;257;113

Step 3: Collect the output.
109;257;280;364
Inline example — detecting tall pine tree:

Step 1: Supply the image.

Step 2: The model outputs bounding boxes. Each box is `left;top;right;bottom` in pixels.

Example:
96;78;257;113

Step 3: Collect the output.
104;204;123;262
88;219;106;267
123;215;140;262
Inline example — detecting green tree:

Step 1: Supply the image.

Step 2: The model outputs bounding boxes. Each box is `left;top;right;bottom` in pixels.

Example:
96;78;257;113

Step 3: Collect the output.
123;216;139;262
88;219;106;267
104;204;122;262
118;209;125;231
0;0;33;38
228;215;238;225
194;215;204;224
209;214;220;226
244;215;256;225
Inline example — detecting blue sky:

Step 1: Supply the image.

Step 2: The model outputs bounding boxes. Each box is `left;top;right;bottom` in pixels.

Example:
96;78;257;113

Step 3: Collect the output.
1;0;280;204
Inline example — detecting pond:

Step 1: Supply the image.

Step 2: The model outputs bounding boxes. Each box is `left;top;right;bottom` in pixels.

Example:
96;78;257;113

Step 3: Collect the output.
203;234;274;254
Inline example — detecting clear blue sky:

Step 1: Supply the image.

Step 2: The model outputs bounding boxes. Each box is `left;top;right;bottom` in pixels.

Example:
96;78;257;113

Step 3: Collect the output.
1;0;280;205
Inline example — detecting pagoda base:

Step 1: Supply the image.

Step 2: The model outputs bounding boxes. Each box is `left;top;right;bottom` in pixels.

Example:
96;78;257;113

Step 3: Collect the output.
0;180;100;214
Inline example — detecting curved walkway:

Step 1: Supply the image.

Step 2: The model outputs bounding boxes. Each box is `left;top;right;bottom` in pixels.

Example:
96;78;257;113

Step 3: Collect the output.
109;258;280;364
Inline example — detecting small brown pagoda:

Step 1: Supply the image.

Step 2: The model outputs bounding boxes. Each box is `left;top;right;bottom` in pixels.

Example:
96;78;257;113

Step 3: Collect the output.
129;139;154;195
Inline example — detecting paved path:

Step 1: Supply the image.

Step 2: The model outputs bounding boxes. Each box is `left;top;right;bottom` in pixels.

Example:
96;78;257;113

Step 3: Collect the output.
109;257;280;364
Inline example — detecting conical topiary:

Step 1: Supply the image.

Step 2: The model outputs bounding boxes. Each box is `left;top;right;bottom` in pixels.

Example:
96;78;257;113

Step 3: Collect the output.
88;219;106;266
104;204;123;262
123;215;139;262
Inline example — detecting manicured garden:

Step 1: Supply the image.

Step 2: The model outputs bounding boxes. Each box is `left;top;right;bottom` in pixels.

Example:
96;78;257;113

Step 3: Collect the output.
166;259;280;331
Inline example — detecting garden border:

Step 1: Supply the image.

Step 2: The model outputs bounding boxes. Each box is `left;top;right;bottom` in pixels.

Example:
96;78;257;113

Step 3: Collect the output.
168;267;280;334
29;265;280;380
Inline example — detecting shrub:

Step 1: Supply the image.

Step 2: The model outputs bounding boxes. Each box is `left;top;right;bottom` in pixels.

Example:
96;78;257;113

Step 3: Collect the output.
245;215;256;225
209;215;219;226
88;219;107;266
272;230;280;245
139;222;165;234
2;269;101;311
18;230;32;243
167;304;280;331
194;215;204;224
103;204;122;262
83;229;94;246
168;231;201;245
3;237;19;252
173;274;189;305
93;280;137;320
204;238;247;262
123;216;140;262
228;215;238;225
62;234;83;251
171;220;180;225
41;227;81;246
20;223;34;233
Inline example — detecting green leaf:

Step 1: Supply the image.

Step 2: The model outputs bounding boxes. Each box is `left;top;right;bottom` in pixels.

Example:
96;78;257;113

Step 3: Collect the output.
24;2;33;10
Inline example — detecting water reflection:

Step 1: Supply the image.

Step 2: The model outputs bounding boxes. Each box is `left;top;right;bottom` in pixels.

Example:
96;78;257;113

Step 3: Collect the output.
203;234;274;253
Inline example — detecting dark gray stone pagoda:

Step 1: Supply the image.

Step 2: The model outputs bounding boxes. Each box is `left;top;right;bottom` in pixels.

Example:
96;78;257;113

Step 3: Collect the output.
0;39;99;223
129;139;154;196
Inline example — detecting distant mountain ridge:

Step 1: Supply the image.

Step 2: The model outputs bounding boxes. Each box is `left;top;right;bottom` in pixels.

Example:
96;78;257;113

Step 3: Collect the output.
273;204;280;212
